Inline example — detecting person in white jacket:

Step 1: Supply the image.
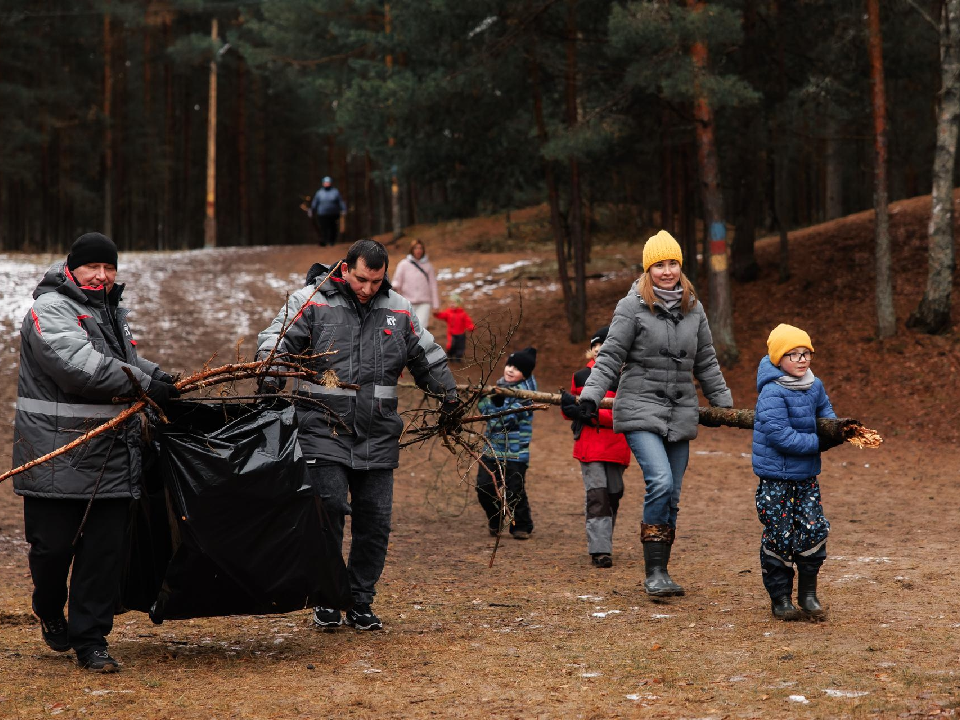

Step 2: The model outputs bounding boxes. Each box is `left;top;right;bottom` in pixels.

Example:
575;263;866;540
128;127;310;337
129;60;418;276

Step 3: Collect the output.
391;239;440;330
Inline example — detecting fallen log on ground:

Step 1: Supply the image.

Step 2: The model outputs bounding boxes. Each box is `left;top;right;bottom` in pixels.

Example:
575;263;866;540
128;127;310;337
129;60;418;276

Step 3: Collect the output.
398;383;883;449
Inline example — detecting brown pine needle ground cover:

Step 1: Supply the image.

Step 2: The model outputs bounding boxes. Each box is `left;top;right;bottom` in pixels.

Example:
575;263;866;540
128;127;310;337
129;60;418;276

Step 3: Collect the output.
0;197;959;718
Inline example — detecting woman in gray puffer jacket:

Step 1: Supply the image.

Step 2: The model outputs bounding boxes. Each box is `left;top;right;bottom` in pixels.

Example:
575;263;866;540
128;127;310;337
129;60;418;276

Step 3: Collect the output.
577;230;733;597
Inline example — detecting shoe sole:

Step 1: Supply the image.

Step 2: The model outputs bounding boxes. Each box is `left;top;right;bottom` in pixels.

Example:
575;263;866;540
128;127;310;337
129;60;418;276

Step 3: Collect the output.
43;637;72;653
644;584;685;597
313;620;343;631
345;620;383;631
81;663;120;673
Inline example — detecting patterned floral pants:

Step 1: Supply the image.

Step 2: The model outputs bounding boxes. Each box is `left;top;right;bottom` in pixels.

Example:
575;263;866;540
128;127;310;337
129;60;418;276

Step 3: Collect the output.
755;477;829;598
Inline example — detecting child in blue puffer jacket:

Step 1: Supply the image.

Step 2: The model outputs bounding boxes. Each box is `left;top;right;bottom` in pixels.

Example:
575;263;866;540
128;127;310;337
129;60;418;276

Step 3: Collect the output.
476;347;537;540
753;324;840;622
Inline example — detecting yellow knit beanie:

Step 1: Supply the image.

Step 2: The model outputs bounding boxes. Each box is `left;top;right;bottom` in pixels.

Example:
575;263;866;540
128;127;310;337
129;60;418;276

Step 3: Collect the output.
767;323;814;366
642;230;683;273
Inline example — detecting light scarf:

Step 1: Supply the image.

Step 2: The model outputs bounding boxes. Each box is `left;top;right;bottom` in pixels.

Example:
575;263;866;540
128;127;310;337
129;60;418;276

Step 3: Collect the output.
653;285;683;309
775;368;816;391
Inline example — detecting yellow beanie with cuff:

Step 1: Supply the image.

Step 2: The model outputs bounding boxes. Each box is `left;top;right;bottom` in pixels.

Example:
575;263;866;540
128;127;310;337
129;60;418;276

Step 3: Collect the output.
642;230;683;273
767;323;814;366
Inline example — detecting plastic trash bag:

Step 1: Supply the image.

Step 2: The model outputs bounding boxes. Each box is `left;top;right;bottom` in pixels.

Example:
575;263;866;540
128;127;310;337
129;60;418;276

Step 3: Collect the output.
120;399;352;622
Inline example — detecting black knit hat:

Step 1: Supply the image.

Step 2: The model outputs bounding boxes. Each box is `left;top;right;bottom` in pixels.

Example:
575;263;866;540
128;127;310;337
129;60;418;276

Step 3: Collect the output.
589;325;609;347
67;233;118;271
506;347;537;378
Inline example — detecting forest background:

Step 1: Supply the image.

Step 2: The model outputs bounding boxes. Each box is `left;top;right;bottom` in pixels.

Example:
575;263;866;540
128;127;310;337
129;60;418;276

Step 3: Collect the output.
0;0;957;349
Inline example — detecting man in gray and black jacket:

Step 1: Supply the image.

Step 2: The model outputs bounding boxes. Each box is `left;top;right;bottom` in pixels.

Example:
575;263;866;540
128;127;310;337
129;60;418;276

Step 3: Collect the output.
258;239;459;630
13;232;179;672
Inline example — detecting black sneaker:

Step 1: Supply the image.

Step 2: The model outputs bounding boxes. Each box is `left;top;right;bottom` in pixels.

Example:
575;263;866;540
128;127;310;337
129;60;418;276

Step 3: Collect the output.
312;606;342;630
591;553;613;568
77;648;120;673
345;603;383;631
33;603;70;652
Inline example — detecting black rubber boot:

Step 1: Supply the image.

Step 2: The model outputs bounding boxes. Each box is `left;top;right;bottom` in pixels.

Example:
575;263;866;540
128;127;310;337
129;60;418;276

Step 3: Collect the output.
661;541;685;595
770;595;801;621
797;571;825;619
642;542;684;597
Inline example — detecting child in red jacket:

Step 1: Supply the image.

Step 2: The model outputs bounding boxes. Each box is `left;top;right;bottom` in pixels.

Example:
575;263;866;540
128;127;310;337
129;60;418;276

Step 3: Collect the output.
433;293;475;362
561;326;632;568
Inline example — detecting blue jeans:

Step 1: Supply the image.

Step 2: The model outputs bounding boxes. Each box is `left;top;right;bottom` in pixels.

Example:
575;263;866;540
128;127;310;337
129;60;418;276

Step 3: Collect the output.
624;431;689;527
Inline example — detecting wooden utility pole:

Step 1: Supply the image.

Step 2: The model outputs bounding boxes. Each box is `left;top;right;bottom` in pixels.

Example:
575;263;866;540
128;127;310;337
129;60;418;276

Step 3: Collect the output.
103;9;114;238
866;0;895;337
686;0;738;365
204;18;219;248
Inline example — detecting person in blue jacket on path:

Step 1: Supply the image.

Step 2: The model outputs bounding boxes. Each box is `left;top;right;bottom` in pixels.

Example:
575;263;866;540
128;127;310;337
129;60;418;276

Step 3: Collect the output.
309;176;347;246
753;323;842;621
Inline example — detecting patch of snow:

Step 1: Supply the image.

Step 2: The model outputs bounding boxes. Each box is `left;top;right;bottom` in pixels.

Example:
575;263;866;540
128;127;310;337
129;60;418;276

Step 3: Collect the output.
788;695;809;704
824;689;869;698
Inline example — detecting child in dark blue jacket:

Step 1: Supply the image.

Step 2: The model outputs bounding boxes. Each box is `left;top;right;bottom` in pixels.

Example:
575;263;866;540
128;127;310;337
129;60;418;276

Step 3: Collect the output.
753;324;839;621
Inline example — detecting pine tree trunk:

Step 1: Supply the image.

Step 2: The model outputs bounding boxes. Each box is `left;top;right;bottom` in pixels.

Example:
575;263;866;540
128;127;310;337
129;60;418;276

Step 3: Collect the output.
824;117;844;220
866;0;896;338
204;18;219;248
530;47;575;337
237;58;249;246
565;0;587;343
686;0;738;366
908;0;960;334
103;10;114;238
661;107;675;233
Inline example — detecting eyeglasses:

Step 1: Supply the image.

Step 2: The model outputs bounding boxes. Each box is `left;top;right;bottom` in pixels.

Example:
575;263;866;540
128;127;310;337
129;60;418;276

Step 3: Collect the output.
784;350;813;362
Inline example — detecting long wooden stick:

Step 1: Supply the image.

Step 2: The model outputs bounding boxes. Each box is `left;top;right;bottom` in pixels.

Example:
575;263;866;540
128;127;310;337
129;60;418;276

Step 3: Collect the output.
398;382;882;448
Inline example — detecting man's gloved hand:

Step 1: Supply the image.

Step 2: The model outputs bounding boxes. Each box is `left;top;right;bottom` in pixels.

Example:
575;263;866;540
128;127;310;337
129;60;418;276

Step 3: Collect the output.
818;434;844;453
146;378;180;409
152;368;178;385
257;376;281;396
438;397;462;433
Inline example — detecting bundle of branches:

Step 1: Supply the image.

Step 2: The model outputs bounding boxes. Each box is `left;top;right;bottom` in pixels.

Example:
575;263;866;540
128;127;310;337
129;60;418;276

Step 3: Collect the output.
0;352;344;485
419;384;883;450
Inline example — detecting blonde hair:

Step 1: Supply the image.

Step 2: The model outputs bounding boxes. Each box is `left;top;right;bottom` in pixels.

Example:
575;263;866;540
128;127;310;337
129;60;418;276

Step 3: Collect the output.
638;271;696;313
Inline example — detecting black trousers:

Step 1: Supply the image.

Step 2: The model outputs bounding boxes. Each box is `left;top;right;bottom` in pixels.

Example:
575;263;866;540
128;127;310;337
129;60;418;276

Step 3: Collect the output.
315;214;340;247
448;333;467;361
24;497;130;654
476;456;533;534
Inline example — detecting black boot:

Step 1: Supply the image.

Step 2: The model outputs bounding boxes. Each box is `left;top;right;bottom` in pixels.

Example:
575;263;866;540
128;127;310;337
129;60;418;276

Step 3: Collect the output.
797;571;825;619
642;542;684;597
661;541;685;595
770;595;801;621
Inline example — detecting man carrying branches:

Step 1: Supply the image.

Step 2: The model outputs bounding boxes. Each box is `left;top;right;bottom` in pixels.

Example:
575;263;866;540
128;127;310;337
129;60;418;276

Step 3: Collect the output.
12;233;179;673
257;239;460;631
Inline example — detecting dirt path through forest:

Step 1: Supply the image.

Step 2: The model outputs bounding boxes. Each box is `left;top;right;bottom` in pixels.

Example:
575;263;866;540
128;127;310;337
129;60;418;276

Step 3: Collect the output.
1;218;958;718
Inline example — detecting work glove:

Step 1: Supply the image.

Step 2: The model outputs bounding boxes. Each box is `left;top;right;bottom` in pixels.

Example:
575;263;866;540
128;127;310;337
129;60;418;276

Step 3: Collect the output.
257;376;281;396
570;398;598;441
151;368;178;385
438;396;462;433
818;434;844;453
145;378;180;410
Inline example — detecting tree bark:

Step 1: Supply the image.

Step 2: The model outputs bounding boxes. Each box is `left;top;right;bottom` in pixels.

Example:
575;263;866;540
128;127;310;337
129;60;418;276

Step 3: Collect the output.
565;0;587;343
908;0;960;334
204;18;219;248
103;10;114;238
686;0;738;366
866;0;896;337
824;116;844;220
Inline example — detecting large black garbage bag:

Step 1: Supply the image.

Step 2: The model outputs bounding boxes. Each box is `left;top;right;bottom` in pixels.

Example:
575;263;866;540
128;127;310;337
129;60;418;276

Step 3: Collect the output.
120;399;352;621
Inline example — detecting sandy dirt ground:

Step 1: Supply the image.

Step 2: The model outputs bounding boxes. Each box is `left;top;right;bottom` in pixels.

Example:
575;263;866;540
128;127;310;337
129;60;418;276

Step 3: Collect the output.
0;203;959;719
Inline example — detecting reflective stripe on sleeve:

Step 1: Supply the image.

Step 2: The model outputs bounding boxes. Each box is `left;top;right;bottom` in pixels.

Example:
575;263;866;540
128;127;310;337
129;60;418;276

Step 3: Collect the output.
424;345;447;365
16;397;129;418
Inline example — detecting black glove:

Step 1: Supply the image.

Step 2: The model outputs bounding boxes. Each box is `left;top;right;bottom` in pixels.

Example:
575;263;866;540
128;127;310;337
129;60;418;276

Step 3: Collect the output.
438;397;462;433
152;368;177;385
490;392;507;407
560;391;579;419
257;376;281;396
818;434;844;452
570;398;598;440
146;378;180;409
